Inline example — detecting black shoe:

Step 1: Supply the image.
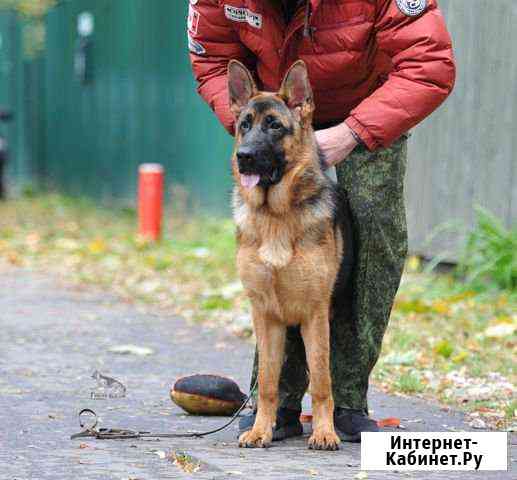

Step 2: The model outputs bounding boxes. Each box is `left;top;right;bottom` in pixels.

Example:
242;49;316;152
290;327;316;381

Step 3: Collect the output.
238;407;304;441
334;407;379;443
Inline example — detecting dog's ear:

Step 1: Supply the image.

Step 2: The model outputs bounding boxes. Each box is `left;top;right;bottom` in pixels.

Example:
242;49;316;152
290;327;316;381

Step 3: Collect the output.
279;60;314;118
228;60;257;117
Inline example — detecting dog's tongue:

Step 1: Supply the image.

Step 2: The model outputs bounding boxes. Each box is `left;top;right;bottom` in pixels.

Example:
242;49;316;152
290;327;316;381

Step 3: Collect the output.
240;173;260;189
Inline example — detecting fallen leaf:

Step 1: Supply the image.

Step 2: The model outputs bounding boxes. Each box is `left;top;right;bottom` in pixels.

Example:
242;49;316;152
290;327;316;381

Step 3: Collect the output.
432;300;451;315
406;256;420;272
300;413;313;424
469;418;487;429
88;238;107;255
171;451;201;473
383;351;417;366
55;238;80;250
355;472;368;480
394;299;433;314
434;340;453;358
406;418;424;424
452;351;469;363
108;345;154;356
192;247;210;258
377;417;400;428
484;324;516;338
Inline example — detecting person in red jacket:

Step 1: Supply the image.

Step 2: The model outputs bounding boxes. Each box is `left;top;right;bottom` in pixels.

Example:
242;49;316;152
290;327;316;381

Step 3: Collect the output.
189;0;455;443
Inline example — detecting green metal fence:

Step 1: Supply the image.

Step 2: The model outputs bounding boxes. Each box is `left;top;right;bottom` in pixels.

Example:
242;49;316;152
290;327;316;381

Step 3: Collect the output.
0;10;46;190
0;11;34;188
43;0;234;211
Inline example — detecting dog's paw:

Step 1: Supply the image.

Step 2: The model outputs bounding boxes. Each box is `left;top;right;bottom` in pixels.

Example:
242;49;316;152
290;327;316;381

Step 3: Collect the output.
308;429;340;451
238;428;272;448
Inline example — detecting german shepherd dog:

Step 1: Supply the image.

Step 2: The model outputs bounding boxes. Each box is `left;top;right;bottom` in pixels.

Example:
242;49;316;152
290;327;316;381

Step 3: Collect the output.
228;60;353;451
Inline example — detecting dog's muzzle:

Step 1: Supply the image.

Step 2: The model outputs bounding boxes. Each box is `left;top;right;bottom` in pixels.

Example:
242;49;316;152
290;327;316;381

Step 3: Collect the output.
236;147;286;189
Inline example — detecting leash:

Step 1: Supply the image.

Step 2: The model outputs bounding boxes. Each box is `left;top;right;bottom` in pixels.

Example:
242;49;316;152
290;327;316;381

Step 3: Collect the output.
71;379;257;441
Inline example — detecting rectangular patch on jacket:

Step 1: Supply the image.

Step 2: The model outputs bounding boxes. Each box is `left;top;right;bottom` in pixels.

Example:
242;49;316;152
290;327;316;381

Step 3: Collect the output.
187;5;200;34
224;5;262;29
187;33;205;55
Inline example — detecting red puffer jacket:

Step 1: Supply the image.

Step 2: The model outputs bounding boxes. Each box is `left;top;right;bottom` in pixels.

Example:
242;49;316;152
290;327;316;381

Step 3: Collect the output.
188;0;455;150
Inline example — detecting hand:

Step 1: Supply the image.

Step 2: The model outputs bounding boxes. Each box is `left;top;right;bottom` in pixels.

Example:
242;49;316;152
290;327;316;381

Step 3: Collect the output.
315;121;359;169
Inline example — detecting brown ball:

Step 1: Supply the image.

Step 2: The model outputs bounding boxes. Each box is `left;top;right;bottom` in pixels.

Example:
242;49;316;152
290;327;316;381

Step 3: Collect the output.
170;374;247;416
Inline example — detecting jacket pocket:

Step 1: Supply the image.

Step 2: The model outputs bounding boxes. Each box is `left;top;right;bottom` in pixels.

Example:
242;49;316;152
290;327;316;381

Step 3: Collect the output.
313;15;368;31
311;15;371;53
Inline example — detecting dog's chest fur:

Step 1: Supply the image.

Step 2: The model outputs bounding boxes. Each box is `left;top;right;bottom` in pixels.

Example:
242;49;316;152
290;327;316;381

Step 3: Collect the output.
233;185;342;323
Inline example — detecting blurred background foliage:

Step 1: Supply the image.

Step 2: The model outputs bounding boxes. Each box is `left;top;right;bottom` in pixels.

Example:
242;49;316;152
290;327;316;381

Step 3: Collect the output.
0;0;55;18
0;0;55;56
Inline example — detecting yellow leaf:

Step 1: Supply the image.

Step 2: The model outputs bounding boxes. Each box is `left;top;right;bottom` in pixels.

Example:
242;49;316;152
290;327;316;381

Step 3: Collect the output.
496;295;508;308
407;256;420;272
434;340;453;358
432;300;451;315
491;315;514;325
452;351;469;363
446;291;476;303
88;238;107;255
395;299;433;314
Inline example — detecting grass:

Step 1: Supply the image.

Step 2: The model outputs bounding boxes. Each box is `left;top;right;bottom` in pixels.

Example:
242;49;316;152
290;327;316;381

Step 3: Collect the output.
456;206;517;291
0;193;515;429
394;372;425;394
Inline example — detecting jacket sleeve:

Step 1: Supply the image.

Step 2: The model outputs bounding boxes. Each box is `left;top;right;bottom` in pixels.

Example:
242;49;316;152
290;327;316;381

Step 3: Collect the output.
188;0;255;135
345;0;456;150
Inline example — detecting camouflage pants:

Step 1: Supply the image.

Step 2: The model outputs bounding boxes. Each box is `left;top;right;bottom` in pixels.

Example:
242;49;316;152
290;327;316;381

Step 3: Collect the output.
249;136;408;413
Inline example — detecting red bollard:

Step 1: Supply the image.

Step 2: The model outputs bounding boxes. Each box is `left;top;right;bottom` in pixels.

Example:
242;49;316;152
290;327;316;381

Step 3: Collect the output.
138;163;164;241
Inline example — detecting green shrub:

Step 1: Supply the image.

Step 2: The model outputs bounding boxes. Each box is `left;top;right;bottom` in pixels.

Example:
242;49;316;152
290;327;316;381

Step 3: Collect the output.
456;207;516;291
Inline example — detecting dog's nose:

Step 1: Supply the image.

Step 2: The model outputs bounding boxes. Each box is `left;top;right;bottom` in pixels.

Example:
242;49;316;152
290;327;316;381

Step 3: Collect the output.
236;147;255;167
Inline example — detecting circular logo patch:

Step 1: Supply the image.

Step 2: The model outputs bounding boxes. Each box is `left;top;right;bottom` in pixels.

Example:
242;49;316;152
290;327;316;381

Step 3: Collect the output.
396;0;427;17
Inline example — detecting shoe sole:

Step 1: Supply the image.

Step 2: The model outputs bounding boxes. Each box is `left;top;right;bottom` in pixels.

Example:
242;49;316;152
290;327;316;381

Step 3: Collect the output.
238;423;304;442
336;429;361;443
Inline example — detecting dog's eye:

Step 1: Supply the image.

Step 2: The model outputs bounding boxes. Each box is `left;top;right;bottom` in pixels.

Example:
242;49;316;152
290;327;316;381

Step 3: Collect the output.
266;116;283;131
240;120;251;132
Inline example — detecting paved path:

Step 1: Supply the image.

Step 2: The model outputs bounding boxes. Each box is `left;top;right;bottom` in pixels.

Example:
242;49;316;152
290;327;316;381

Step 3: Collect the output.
0;268;514;479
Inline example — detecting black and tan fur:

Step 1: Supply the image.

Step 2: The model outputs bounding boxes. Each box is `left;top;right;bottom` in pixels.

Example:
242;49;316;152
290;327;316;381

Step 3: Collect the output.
229;60;352;450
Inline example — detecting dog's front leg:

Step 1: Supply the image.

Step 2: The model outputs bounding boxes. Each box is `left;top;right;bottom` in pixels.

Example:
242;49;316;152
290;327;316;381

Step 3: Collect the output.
301;306;340;450
239;307;285;448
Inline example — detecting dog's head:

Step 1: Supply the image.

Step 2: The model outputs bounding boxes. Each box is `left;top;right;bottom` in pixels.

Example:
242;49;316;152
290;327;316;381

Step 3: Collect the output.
228;60;314;190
